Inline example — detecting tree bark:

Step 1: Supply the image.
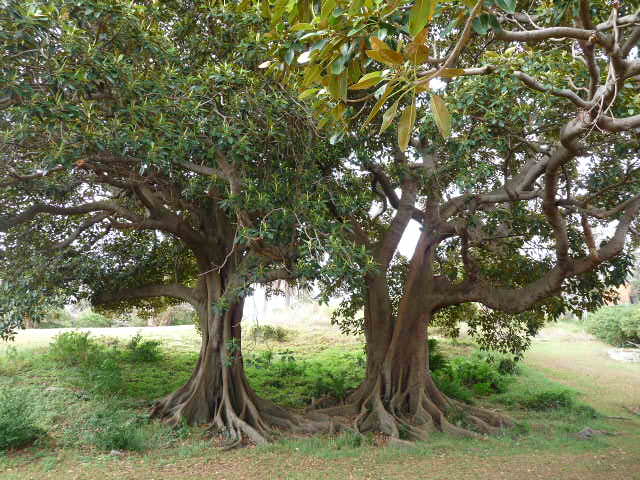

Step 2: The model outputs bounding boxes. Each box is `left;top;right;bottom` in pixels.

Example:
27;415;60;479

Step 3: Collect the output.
150;274;302;446
347;282;513;440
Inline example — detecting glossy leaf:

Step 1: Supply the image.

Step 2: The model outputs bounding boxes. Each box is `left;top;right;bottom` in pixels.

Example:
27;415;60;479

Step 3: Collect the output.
349;71;384;90
408;0;438;37
366;49;404;66
430;94;451;138
397;97;416;151
380;98;400;134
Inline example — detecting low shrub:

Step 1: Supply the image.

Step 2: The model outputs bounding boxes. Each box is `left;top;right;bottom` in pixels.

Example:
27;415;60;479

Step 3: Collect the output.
585;305;640;347
245;349;364;407
75;311;113;328
49;331;101;366
432;371;473;403
82;409;148;452
126;334;162;362
49;332;124;394
497;357;519;375
248;325;291;342
431;352;513;402
450;356;509;394
83;356;123;394
520;390;575;410
0;388;44;451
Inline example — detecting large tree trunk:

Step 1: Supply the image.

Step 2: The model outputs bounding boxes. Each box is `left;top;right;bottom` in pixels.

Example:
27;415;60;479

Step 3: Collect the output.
351;307;512;439
150;274;304;446
345;272;513;440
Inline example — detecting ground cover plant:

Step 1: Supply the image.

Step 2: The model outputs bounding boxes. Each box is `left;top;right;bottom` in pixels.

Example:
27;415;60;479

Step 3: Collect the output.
2;320;638;480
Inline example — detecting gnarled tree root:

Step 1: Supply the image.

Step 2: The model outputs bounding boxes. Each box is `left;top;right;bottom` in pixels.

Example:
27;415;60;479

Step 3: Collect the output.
151;377;333;448
313;375;514;442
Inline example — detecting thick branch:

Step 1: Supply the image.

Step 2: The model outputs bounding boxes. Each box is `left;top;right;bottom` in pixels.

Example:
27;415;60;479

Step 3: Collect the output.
513;71;592;108
94;283;201;306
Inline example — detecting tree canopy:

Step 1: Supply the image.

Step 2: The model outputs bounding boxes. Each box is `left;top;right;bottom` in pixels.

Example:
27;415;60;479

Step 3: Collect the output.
2;0;640;444
256;0;640;437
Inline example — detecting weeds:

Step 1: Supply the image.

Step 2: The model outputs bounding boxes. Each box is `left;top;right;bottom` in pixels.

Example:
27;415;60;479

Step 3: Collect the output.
126;334;162;362
0;388;45;451
248;324;291;342
80;409;149;452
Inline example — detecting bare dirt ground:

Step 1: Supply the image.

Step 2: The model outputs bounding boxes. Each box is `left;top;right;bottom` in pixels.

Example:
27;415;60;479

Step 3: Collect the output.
2;317;640;480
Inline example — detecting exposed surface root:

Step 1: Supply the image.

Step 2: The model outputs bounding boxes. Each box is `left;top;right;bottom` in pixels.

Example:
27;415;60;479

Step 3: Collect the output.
326;374;515;442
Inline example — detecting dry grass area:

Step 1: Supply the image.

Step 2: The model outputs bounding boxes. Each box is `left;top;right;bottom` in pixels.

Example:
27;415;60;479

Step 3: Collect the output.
2;312;640;480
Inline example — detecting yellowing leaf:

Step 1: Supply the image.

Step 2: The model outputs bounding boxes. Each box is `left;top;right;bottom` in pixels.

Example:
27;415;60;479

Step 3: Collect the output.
415;27;429;45
349;71;384;90
327;73;347;100
366;49;404;66
320;0;337;21
369;36;388;50
380;98;400;134
405;43;430;65
408;0;438;38
397;97;417;151
291;22;314;31
430;94;451;138
303;63;322;86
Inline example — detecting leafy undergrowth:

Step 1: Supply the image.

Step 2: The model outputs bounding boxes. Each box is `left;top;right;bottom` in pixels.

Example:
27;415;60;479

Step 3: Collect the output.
0;326;623;473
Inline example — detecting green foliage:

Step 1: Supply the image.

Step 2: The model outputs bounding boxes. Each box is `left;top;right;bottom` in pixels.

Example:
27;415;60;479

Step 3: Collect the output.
245;349;365;407
519;390;575;411
427;338;448;372
585;305;640;347
126;334;162;362
48;331;164;395
48;331;101;366
432;351;517;402
0;388;44;451
75;311;113;328
80;408;149;452
450;356;510;394
248;324;291;342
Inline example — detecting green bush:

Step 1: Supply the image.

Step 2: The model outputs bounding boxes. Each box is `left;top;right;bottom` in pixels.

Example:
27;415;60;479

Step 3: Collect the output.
49;332;124;394
431;353;512;403
49;331;101;366
245;349;364;407
497;357;519;375
432;371;473;403
82;409;148;452
126;334;162;362
520;390;575;410
84;356;123;394
248;324;291;342
75;311;113;328
0;388;44;451
585;305;640;347
450;357;509;394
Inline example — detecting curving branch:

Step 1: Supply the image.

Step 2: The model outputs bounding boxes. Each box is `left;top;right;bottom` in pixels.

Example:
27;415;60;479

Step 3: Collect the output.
51;212;111;250
437;195;640;313
513;71;592;108
93;283;201;307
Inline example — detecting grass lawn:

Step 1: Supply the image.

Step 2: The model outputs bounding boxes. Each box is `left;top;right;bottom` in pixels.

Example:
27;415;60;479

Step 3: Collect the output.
1;308;639;480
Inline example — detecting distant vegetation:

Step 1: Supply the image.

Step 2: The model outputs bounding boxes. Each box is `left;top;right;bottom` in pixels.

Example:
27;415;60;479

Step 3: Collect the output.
585;305;640;347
